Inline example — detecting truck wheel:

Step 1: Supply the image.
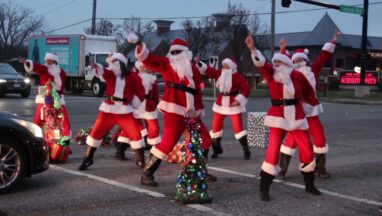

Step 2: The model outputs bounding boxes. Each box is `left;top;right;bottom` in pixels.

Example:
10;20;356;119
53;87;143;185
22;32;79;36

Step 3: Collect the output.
92;80;105;97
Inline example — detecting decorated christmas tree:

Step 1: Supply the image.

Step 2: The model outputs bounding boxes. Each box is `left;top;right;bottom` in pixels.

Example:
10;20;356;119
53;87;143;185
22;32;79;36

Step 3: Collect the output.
175;118;213;204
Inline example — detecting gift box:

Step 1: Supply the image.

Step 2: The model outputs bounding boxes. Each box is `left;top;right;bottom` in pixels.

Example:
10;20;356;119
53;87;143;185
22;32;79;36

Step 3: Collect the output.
167;142;185;164
50;142;70;162
247;112;269;148
45;129;61;142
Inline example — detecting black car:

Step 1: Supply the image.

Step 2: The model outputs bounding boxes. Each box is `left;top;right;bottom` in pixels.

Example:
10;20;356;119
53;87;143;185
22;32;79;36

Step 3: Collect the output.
0;111;49;194
0;63;32;98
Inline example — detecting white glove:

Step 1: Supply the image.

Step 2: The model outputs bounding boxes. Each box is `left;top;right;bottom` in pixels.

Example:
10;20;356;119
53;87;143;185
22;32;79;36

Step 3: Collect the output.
127;31;139;44
186;109;198;118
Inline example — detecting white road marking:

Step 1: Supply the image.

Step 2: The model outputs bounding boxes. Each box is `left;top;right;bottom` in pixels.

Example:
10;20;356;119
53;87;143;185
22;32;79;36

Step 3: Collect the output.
208;166;382;206
50;165;230;215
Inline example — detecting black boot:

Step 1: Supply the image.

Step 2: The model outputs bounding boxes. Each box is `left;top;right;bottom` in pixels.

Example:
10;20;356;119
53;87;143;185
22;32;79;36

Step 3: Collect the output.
141;153;162;187
260;171;274;202
203;149;217;182
134;148;145;168
143;136;152;150
278;153;292;180
115;142;129;161
315;153;330;178
78;146;97;171
301;171;321;195
239;135;251;160
211;137;223;159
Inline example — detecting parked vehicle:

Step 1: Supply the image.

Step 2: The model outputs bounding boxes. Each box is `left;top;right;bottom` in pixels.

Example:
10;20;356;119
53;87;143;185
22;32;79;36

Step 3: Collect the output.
27;34;117;96
0;63;32;98
0;112;49;194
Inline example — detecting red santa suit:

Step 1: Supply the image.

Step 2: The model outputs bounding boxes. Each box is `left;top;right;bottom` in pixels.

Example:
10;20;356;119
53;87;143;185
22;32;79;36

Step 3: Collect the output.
135;38;211;160
24;53;71;139
87;53;145;150
281;42;335;157
251;50;318;176
117;61;161;147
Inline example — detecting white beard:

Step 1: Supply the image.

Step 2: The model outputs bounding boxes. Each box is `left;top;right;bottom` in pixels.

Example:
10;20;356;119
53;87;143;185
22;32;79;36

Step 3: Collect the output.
139;72;157;94
168;51;193;80
273;65;292;84
108;61;121;76
216;68;233;93
296;65;316;92
46;64;62;90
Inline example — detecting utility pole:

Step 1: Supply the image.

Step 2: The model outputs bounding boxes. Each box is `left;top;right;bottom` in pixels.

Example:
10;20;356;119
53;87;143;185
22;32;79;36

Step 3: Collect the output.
91;0;97;35
271;0;276;56
360;0;369;85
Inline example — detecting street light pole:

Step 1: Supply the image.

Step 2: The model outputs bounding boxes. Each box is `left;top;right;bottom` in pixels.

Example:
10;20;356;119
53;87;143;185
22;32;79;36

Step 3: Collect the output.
271;0;276;56
91;0;97;35
360;0;369;85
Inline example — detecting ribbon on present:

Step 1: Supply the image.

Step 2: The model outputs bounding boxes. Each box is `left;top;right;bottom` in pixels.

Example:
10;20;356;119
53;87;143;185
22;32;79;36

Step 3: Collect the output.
50;142;70;162
167;142;185;164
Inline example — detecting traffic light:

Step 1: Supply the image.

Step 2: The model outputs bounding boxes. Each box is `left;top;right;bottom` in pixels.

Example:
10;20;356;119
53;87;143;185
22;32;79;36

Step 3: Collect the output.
282;0;292;8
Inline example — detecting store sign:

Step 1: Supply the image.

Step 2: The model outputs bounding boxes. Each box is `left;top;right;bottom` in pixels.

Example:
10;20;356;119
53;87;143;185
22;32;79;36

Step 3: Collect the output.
46;37;70;45
339;71;378;85
369;52;382;58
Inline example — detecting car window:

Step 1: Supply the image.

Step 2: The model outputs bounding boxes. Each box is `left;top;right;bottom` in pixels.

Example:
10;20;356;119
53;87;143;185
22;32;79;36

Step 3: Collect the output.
0;64;19;75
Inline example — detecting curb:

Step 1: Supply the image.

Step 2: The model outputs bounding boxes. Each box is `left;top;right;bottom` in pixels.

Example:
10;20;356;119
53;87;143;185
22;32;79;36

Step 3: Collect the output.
319;98;382;105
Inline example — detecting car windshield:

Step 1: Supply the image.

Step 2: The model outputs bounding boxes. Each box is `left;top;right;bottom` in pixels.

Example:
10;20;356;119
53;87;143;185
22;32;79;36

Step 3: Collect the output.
0;64;19;75
96;54;108;67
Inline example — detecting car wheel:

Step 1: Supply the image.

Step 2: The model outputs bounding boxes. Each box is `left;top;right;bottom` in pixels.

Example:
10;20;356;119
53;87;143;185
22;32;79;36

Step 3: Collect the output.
20;90;31;98
92;79;105;97
0;137;27;194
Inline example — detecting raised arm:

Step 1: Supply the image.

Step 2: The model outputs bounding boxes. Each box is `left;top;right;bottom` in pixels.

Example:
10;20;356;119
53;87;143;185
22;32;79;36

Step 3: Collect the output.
311;31;340;77
19;56;48;75
195;59;221;79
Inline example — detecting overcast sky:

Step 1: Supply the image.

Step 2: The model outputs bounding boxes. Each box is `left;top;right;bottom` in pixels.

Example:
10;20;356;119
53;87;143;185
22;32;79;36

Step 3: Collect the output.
8;0;382;37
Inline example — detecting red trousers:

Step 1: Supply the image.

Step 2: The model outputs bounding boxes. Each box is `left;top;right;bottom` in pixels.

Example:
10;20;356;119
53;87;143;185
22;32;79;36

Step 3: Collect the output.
211;112;246;139
87;111;142;149
151;112;211;160
34;103;71;138
282;116;328;155
262;127;315;175
118;118;161;146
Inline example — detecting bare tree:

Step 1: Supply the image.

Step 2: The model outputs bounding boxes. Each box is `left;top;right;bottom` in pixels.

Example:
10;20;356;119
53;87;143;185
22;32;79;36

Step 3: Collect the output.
182;17;221;60
0;1;45;60
84;19;120;36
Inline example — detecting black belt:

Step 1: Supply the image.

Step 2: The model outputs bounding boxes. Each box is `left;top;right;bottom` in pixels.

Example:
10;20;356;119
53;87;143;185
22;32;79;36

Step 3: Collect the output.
107;95;129;102
220;91;239;96
271;99;299;106
145;94;153;99
166;82;198;95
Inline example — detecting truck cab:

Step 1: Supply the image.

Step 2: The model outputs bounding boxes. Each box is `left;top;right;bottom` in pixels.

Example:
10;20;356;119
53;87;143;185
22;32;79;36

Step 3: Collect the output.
85;52;109;96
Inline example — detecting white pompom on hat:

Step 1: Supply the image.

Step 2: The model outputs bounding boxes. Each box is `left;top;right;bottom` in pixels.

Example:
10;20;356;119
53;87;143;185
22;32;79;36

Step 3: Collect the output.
110;53;127;65
44;53;59;63
292;48;309;62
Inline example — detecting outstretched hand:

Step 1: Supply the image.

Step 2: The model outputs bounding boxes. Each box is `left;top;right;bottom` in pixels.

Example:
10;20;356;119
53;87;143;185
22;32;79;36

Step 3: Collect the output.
279;38;287;52
126;28;139;44
91;63;99;70
194;56;201;65
18;56;26;64
245;34;255;51
332;31;341;43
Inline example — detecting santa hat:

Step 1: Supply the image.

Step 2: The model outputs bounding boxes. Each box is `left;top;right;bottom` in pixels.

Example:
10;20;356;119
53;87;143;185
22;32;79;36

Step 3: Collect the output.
110;53;127;65
222;58;237;72
135;61;143;71
272;50;292;66
169;38;189;52
292;48;309;62
44;53;59;63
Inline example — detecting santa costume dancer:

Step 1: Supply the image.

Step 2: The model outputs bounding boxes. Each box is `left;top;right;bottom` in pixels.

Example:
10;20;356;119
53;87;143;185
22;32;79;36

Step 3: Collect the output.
196;58;251;159
78;53;146;171
20;53;71;145
130;33;217;186
246;34;321;201
116;61;161;160
278;32;340;180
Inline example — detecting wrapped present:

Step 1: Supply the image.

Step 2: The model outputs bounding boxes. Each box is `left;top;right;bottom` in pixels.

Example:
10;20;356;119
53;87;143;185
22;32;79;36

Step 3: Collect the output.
247;112;269;148
45;129;61;142
73;127;112;147
167;142;185;164
50;142;70;162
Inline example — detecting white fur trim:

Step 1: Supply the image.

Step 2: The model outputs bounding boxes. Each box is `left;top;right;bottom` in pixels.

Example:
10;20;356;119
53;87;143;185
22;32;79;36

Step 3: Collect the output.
111;53;127;65
261;161;280;176
131;95;142;109
44;53;59;63
86;136;102;148
140;128;148;137
313;144;329;154
292;52;309;62
196;61;208;74
114;76;125;99
99;102;134;114
222;58;237;72
117;136;130;143
272;53;293;66
212;103;245;115
94;64;104;77
157;101;186;116
303;103;323;117
147;136;161;145
300;160;316;172
264;115;309;131
234;130;247;140
322;42;336;53
235;93;248;107
24;60;34;73
130;139;143;149
251;50;265;67
135;43;149;61
170;44;188;52
185;92;195;112
280;144;296;156
210;130;223;139
133;109;158;120
150;146;168;160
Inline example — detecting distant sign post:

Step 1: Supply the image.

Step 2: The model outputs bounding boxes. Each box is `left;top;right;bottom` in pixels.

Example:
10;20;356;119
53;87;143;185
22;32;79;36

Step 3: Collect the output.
339;5;364;15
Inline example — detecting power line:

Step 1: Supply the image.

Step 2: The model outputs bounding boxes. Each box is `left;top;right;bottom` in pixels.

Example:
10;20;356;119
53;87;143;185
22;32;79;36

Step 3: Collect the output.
44;0;77;15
